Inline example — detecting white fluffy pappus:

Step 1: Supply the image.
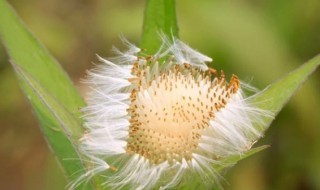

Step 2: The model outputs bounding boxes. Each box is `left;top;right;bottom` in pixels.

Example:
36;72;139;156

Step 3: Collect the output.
71;37;273;190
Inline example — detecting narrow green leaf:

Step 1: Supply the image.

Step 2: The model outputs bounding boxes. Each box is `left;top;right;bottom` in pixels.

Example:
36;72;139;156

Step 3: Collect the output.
214;145;269;172
206;52;320;183
0;0;94;188
12;63;94;190
140;0;179;54
207;53;319;184
252;54;320;130
0;0;85;138
208;146;269;190
206;37;320;190
177;146;269;190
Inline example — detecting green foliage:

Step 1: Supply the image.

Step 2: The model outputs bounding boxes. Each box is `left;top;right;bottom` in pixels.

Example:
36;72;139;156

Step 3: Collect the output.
12;64;93;189
252;54;320;131
0;0;85;138
140;0;179;54
0;0;319;189
140;0;319;180
0;0;92;189
215;145;270;172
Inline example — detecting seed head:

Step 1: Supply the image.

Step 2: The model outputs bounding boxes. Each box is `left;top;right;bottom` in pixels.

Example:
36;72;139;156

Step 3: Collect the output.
72;37;271;190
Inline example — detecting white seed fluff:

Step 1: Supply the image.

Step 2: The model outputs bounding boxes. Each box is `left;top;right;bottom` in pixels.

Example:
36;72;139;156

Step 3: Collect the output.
72;37;271;190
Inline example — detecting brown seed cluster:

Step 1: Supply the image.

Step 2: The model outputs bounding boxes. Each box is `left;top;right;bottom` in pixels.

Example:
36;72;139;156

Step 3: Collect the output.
126;62;240;165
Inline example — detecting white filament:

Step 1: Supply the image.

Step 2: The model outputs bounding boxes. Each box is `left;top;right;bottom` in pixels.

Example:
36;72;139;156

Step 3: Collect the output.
70;37;272;190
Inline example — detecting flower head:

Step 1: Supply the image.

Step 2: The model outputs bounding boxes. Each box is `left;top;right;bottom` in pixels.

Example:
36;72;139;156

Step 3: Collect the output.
75;37;270;190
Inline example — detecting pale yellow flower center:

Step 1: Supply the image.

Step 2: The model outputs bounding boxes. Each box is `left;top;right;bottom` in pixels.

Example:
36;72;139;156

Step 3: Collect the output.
126;64;239;164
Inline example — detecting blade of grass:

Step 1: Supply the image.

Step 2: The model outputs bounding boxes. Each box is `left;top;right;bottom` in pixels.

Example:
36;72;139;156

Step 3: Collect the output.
252;54;320;131
12;63;94;190
0;0;85;138
140;0;179;54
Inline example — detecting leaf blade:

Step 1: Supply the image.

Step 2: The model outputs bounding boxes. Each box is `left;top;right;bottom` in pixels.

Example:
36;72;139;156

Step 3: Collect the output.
252;54;320;130
12;63;94;190
0;0;94;188
214;145;269;172
0;0;85;138
13;63;93;189
140;0;179;54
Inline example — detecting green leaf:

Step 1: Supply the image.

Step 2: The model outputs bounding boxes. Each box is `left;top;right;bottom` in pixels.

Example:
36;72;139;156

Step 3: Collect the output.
177;145;269;190
214;145;269;172
0;0;92;188
208;54;319;185
212;55;320;184
140;0;179;54
210;145;269;190
0;0;85;138
251;54;320;131
12;64;94;190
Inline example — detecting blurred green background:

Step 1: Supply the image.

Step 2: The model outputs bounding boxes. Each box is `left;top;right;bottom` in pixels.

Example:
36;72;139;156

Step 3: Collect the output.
0;0;319;189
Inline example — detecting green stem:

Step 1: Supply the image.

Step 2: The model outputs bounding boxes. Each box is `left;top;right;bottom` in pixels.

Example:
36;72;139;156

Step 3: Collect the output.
140;0;179;54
